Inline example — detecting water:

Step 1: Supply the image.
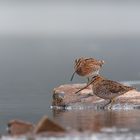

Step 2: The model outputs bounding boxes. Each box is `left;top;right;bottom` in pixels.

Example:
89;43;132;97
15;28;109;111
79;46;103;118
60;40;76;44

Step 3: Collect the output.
53;109;140;133
0;36;140;139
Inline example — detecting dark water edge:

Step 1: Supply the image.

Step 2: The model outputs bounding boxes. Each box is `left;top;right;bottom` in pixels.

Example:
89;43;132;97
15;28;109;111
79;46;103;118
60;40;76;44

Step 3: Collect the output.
0;36;140;138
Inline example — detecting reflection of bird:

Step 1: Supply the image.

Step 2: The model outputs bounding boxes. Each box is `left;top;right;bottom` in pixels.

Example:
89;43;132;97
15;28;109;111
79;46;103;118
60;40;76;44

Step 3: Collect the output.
75;76;135;109
70;57;104;83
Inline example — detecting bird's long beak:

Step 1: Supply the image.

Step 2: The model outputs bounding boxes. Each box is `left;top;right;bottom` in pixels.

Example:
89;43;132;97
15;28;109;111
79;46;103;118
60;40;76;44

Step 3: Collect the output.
70;71;76;81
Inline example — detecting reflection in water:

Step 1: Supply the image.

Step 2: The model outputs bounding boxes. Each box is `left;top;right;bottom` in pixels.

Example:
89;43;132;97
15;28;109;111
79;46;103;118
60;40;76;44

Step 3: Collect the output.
53;109;140;133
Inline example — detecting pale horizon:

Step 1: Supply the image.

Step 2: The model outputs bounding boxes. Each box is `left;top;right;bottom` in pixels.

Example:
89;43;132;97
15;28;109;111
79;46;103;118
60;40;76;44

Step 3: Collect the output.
0;1;140;37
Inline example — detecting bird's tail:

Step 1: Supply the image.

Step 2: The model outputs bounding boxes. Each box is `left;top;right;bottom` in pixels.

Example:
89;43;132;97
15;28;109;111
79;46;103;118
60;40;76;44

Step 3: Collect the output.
125;85;136;91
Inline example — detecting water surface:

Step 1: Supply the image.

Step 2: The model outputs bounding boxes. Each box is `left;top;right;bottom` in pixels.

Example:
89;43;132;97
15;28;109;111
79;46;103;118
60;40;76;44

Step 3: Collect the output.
0;36;140;137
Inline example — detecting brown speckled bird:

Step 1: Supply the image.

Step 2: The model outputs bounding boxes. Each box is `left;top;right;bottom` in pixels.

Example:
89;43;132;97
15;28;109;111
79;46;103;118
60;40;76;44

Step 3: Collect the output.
70;57;104;82
75;75;135;109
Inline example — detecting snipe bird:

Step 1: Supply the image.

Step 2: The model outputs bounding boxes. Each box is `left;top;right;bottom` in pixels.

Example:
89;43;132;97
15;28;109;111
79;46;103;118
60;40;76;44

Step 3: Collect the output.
75;75;135;109
70;57;104;83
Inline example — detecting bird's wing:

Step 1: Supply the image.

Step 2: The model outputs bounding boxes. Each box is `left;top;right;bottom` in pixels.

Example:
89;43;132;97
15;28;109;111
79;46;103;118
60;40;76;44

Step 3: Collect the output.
101;80;133;93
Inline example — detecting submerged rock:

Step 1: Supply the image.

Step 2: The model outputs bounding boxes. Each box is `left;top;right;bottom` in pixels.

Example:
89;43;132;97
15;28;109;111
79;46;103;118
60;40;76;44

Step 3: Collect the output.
52;83;140;109
8;116;66;136
34;116;66;134
8;120;34;135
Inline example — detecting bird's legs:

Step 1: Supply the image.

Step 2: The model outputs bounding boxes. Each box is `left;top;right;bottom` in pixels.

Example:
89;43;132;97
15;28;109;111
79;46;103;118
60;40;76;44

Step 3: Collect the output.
109;98;115;109
102;98;115;109
102;100;111;109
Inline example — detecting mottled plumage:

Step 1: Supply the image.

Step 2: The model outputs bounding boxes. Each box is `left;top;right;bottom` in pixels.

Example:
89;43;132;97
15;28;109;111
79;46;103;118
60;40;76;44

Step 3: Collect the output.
92;76;134;100
70;57;104;82
75;76;135;108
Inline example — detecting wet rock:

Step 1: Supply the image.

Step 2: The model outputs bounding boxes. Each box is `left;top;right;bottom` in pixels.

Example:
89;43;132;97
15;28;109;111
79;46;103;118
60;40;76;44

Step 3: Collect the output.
7;116;66;135
34;116;66;134
7;120;34;135
52;83;140;109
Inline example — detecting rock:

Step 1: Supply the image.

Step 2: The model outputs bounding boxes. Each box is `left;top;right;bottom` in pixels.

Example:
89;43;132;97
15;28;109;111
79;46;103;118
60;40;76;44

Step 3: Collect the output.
7;116;66;135
34;116;66;134
7;120;34;135
52;83;140;109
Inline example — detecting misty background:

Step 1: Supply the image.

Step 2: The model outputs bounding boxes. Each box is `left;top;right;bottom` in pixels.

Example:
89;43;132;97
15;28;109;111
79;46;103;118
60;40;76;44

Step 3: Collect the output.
0;0;140;133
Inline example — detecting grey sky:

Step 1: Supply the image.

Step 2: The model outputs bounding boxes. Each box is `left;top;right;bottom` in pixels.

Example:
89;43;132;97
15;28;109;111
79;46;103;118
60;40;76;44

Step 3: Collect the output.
0;1;140;37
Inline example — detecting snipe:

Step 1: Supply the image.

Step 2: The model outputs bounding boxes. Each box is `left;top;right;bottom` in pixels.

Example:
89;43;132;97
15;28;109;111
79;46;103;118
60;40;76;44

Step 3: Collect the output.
75;75;135;109
70;57;104;83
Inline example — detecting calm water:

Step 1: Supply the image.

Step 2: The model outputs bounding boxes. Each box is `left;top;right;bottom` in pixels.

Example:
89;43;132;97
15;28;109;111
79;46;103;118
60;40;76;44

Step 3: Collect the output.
0;36;140;137
54;109;140;133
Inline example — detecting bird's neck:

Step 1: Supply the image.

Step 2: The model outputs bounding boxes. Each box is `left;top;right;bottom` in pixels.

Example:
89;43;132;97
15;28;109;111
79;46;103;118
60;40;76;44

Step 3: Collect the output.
91;75;103;84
